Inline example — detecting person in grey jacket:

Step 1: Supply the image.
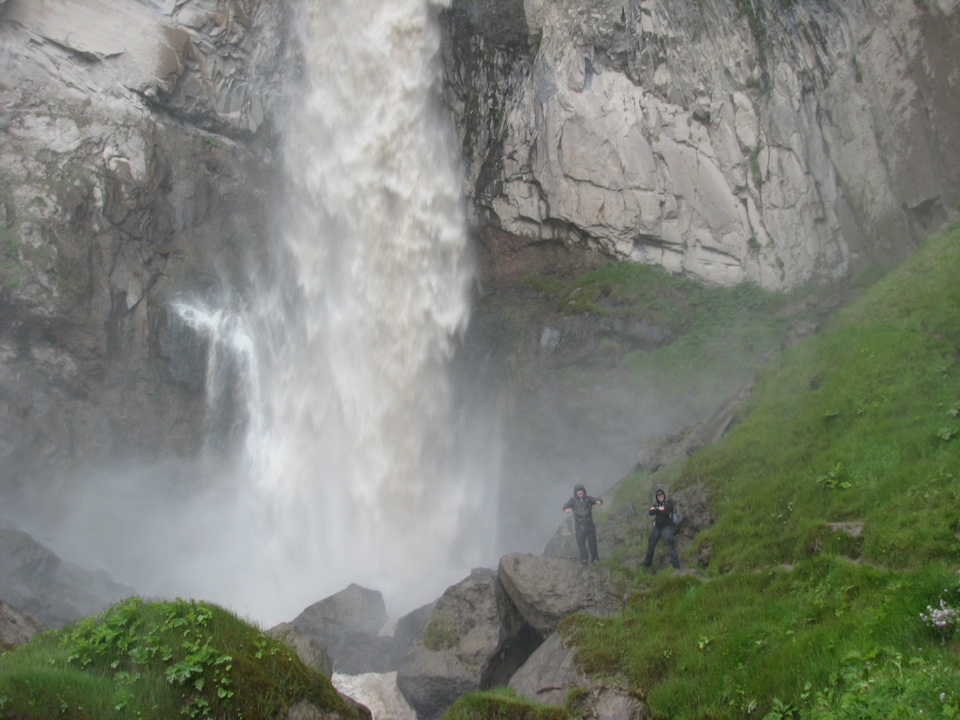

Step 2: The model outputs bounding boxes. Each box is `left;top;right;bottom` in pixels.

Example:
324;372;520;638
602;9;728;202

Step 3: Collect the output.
639;488;680;571
563;484;603;565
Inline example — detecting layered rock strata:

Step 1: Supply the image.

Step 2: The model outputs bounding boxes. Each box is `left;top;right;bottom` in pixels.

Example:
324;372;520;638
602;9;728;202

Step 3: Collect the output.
442;0;960;288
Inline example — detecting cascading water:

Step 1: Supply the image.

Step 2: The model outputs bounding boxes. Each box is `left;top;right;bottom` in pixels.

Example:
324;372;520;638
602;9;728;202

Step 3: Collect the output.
174;0;497;622
12;0;497;631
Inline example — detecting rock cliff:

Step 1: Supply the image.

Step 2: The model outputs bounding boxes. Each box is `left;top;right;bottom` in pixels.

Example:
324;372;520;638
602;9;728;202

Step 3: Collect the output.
0;0;284;492
1;0;959;638
442;0;960;289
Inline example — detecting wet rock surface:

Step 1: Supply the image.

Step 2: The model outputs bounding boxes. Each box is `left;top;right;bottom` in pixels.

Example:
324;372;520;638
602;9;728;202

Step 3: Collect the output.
443;0;960;290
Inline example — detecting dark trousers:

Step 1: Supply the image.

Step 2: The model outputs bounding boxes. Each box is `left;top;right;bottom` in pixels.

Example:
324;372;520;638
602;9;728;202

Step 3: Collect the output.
643;524;679;569
575;521;599;564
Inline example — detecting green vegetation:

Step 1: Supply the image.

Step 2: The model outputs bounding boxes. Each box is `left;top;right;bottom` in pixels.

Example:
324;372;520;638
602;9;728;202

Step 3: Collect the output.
570;222;960;718
524;259;814;410
423;614;458;651
4;216;957;719
458;223;960;719
444;688;566;720
0;597;357;720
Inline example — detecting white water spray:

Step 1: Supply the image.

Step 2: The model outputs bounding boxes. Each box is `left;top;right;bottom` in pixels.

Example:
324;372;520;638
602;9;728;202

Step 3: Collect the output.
11;0;498;628
173;0;495;622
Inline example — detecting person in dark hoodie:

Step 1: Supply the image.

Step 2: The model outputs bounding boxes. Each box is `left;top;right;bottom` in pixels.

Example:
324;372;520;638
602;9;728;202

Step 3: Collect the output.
563;484;603;565
639;488;680;571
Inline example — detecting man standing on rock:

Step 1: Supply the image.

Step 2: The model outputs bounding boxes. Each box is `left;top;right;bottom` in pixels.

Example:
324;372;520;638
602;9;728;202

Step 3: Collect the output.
639;488;680;571
563;484;603;565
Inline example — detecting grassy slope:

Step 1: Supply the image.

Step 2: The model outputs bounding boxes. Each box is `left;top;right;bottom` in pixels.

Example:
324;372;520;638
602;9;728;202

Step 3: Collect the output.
566;223;960;719
0;597;357;720
3;226;957;720
454;223;960;720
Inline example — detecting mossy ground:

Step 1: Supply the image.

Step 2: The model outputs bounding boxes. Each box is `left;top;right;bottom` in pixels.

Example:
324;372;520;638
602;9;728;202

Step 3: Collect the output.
0;597;357;720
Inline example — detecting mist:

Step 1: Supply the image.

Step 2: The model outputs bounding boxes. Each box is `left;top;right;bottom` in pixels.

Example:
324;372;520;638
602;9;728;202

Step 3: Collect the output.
0;0;715;630
5;0;500;627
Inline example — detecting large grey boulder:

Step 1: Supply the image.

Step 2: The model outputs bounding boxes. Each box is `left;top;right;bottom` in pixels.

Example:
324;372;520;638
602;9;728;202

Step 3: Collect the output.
567;684;649;720
396;645;479;720
283;697;372;720
397;557;625;719
390;600;436;668
508;631;590;707
497;553;620;638
286;587;434;676
268;621;334;679
292;584;394;674
396;568;502;720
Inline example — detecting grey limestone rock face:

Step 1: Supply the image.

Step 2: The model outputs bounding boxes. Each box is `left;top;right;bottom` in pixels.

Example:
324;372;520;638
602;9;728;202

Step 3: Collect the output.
443;0;960;290
0;0;284;490
0;599;46;648
0;528;134;628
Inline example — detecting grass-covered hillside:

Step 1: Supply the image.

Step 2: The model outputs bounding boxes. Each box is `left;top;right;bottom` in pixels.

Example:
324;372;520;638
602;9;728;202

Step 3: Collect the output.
571;223;960;719
464;222;960;720
0;597;361;720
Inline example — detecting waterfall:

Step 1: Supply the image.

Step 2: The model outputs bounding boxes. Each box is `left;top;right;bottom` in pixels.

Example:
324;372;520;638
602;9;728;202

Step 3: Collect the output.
173;0;496;621
1;0;499;631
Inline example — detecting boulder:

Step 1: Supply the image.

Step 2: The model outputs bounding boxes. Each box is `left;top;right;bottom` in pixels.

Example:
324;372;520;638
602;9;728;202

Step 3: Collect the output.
268;622;334;678
496;553;620;638
292;584;394;674
396;645;479;720
390;600;435;667
283;697;372;720
508;631;590;707
396;568;501;720
567;684;649;720
294;584;388;639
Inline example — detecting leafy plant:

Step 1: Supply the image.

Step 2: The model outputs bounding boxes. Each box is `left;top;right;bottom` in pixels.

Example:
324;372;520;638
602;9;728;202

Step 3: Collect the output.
0;597;357;720
816;462;852;490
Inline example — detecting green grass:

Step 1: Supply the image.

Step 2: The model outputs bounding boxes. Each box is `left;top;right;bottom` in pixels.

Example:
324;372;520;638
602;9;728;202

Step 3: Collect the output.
564;223;960;719
0;597;358;720
519;260;817;415
536;261;793;334
444;688;567;720
461;224;960;719
564;559;960;718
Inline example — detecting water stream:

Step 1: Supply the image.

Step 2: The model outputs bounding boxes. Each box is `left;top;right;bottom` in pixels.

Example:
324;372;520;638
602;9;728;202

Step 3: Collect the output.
196;0;498;621
117;0;498;632
10;0;498;632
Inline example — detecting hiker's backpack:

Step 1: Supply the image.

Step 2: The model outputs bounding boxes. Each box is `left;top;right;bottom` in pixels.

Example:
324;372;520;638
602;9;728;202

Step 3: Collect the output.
671;505;679;526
